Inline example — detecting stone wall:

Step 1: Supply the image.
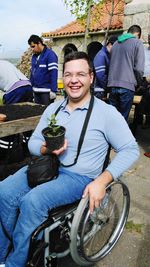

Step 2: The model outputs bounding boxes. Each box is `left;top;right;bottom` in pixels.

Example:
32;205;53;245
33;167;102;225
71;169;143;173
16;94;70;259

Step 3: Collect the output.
124;0;150;44
51;30;122;79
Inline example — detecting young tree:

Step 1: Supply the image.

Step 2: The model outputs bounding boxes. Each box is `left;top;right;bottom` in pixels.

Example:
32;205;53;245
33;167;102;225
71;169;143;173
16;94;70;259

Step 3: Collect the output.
92;0;124;44
63;0;124;49
63;0;100;51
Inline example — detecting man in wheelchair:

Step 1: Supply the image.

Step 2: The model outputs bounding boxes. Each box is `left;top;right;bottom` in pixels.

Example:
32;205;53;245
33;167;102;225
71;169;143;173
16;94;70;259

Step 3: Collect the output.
0;51;139;267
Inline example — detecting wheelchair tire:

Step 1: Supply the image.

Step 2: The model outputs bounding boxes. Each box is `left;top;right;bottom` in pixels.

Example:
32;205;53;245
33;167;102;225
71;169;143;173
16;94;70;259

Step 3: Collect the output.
70;181;130;266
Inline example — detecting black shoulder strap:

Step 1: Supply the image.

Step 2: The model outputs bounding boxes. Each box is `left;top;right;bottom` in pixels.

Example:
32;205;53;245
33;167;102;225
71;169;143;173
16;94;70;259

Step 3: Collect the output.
53;96;110;170
54;99;66;116
102;144;111;171
61;95;94;167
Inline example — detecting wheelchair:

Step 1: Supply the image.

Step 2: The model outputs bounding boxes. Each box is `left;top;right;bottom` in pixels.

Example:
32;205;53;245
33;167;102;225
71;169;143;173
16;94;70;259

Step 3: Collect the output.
26;179;130;267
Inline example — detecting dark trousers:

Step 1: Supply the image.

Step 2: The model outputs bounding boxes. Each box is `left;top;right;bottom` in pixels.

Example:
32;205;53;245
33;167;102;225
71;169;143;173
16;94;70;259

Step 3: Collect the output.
109;88;134;121
3;85;33;104
34;92;54;105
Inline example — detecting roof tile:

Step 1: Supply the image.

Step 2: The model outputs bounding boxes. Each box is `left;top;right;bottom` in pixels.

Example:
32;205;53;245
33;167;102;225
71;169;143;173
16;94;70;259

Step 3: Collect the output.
42;0;124;37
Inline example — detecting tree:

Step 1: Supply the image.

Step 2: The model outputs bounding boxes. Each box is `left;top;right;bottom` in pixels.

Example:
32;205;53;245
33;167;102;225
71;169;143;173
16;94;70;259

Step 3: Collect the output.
63;0;100;51
63;0;100;18
92;0;124;44
63;0;124;49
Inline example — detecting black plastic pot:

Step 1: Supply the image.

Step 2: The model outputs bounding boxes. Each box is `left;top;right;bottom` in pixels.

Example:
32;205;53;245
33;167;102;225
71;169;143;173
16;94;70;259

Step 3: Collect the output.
42;126;66;152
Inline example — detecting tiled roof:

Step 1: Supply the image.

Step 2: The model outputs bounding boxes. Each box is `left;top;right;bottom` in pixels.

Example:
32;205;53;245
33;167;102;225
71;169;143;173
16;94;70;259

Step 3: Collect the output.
42;0;124;38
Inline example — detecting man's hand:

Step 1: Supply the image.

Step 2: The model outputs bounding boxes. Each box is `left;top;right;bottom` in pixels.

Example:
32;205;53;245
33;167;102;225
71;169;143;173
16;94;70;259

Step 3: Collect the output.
82;170;113;214
40;139;68;156
52;139;68;155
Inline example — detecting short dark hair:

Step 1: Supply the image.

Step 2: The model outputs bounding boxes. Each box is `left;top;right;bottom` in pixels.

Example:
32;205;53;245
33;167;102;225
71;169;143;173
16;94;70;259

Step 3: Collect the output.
127;25;142;38
28;34;44;45
63;51;93;73
107;35;118;45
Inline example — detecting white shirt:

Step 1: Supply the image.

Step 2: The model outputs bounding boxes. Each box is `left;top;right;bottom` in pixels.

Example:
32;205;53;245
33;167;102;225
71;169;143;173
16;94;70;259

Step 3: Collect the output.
0;60;29;92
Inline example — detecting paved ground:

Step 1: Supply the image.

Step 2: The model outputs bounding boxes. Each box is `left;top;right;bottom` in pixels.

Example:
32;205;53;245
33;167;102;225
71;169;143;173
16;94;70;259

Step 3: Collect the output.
58;123;150;267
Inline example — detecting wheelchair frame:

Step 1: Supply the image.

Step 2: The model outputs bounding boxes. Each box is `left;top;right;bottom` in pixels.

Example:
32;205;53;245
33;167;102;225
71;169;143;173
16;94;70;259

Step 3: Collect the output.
27;180;130;267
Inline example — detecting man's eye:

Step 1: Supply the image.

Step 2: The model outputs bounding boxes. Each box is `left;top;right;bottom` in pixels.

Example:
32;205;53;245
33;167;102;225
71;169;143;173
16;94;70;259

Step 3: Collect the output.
64;74;71;78
78;73;85;77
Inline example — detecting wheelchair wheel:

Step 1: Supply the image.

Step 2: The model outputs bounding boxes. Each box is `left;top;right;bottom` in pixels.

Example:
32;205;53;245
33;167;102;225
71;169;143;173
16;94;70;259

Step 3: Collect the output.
70;180;130;266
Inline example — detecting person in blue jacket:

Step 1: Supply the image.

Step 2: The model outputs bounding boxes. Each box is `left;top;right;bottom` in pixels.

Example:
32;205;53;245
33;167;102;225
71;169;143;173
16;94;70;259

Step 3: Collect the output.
93;36;118;100
28;35;58;105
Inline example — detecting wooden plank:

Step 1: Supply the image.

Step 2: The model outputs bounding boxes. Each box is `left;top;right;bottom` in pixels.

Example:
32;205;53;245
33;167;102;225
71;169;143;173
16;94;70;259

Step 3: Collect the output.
133;95;142;105
0;115;41;138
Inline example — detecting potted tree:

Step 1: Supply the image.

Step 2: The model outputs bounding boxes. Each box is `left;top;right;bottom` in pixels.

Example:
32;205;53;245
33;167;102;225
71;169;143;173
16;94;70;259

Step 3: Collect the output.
42;114;66;152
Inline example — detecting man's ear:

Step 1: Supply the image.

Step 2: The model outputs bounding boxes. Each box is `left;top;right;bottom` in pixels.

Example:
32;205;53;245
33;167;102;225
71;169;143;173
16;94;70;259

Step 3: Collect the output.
90;72;94;83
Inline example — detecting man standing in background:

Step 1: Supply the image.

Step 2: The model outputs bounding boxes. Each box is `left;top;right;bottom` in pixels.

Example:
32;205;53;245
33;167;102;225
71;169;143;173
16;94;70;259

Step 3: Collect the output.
28;35;58;105
93;35;118;100
108;25;145;121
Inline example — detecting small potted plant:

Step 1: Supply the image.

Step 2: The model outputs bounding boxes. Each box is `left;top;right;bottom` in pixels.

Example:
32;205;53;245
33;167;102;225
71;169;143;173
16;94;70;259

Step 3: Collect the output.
42;114;66;152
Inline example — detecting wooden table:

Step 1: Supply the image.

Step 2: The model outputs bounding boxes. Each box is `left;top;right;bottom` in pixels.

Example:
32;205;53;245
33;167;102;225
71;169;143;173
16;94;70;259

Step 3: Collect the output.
0;115;41;138
0;102;43;138
133;95;142;105
0;97;142;139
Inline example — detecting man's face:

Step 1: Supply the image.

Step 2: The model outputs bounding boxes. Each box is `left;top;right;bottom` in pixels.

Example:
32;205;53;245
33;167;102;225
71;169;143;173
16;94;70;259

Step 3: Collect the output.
63;59;94;102
30;42;41;54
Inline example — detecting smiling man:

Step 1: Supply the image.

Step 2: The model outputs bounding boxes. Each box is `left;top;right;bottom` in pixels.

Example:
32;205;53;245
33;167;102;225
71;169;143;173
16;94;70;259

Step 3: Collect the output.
0;51;139;267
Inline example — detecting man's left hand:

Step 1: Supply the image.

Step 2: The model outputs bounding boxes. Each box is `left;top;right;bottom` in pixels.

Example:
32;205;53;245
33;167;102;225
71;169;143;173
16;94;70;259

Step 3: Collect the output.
82;170;113;214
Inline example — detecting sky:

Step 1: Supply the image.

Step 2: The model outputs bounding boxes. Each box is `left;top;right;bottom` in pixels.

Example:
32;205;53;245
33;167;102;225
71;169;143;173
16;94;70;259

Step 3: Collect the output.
0;0;75;58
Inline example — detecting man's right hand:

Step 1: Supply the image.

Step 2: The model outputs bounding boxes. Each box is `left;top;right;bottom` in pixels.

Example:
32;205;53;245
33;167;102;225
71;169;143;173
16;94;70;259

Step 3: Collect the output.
52;139;68;155
40;139;68;156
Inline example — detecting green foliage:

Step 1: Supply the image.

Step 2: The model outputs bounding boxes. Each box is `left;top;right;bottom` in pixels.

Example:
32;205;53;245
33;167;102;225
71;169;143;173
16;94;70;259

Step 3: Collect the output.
48;114;57;127
47;114;61;136
63;0;100;18
0;96;4;105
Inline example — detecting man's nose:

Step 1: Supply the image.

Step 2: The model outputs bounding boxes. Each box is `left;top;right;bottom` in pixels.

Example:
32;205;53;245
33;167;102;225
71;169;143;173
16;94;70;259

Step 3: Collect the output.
70;75;79;82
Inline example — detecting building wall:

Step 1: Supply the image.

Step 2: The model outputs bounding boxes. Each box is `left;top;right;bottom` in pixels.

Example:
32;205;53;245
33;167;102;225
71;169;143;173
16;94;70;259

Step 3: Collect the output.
124;0;150;44
50;0;150;82
49;31;122;80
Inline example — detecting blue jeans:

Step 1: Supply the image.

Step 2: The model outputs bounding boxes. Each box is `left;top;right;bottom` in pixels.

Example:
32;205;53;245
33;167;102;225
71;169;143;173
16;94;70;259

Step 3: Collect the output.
109;88;134;121
0;166;92;267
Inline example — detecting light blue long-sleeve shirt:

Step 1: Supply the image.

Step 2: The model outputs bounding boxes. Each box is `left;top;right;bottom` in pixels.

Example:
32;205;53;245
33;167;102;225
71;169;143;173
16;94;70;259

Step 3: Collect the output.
28;96;139;180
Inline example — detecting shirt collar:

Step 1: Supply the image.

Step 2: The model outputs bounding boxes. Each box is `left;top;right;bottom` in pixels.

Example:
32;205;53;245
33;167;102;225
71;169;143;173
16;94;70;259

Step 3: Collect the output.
60;97;91;112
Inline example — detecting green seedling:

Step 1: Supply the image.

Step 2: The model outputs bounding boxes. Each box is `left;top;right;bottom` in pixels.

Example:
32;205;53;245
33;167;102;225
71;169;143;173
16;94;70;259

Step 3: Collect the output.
47;114;61;136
